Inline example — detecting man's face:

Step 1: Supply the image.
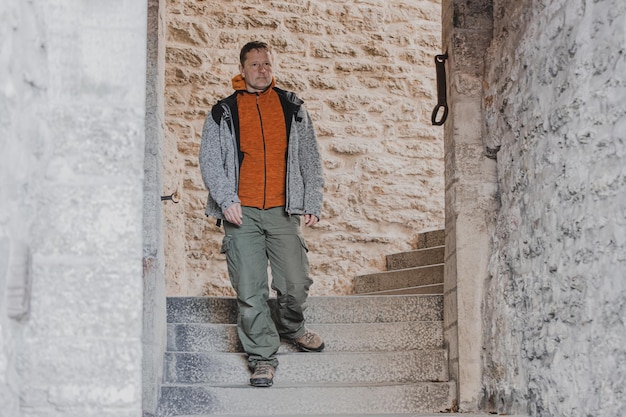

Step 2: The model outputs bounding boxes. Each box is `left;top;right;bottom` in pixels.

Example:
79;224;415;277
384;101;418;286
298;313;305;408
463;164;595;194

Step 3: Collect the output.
239;48;273;93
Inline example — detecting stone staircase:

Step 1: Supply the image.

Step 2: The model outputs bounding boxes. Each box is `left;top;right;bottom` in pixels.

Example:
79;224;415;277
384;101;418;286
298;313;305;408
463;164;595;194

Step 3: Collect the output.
157;230;454;416
353;230;445;295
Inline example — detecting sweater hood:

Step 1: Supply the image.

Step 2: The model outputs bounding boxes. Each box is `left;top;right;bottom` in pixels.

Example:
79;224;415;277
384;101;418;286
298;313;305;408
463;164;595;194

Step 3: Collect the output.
231;74;276;93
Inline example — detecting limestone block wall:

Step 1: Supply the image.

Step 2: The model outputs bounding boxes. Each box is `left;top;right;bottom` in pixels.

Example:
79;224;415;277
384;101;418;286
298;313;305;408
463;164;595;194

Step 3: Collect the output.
0;1;147;416
164;0;445;296
482;1;626;416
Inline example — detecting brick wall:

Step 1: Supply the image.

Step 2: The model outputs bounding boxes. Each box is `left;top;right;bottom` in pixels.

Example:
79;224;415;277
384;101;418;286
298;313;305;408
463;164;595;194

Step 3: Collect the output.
163;0;445;296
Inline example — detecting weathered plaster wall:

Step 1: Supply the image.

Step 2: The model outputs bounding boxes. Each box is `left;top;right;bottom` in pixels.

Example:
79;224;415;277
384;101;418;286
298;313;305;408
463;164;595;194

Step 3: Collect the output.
163;0;445;296
482;1;626;416
0;1;148;416
144;0;168;415
0;1;36;412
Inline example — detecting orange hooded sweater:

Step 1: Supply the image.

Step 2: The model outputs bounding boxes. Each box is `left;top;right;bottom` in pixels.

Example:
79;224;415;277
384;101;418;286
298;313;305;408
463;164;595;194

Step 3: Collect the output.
232;74;288;209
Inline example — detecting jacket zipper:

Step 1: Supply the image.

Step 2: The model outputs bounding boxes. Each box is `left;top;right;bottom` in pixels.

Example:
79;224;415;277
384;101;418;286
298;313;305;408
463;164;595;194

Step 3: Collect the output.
256;94;267;209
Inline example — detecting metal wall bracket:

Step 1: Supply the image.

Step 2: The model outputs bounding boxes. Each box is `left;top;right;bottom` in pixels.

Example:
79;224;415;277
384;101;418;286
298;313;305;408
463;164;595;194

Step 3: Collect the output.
431;53;449;126
161;192;179;203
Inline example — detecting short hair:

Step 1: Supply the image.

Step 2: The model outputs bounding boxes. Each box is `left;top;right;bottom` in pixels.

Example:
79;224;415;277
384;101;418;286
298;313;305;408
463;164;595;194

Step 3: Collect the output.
239;41;271;66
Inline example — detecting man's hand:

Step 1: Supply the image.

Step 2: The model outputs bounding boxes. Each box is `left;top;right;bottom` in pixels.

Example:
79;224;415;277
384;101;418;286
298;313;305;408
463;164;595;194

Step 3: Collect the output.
304;214;318;227
224;203;243;225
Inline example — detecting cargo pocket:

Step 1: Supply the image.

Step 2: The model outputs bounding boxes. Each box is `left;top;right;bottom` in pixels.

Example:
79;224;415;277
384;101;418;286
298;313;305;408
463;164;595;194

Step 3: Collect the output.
220;235;232;254
290;214;302;226
298;235;309;253
220;235;239;288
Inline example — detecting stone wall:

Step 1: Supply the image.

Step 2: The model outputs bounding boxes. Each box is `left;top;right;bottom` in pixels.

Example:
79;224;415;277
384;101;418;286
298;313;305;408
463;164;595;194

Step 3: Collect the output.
144;0;168;415
163;0;446;296
481;1;626;415
0;3;31;415
0;1;147;416
441;0;496;410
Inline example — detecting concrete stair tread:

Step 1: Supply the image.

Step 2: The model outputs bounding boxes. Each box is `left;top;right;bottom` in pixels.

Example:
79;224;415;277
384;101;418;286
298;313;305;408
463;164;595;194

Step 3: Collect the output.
173;414;512;417
415;229;445;249
353;264;443;294
355;284;444;296
158;382;455;416
357;263;444;276
167;321;444;353
391;245;445;255
167;295;443;324
386;245;445;271
164;350;449;385
161;288;450;416
166;349;447;356
162;380;451;388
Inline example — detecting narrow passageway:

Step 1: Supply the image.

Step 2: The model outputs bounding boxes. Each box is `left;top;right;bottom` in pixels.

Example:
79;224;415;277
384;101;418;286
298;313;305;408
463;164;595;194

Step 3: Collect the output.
152;1;452;415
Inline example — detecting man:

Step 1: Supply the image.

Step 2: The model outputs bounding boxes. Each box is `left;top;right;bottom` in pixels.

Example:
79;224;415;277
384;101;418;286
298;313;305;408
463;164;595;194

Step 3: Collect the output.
199;41;325;388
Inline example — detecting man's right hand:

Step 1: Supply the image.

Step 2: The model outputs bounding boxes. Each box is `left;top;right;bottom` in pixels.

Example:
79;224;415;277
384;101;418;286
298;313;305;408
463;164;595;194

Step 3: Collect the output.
224;203;243;225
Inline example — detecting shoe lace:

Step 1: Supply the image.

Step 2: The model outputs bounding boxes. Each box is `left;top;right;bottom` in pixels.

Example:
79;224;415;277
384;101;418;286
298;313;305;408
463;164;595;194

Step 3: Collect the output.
255;362;272;374
301;330;316;344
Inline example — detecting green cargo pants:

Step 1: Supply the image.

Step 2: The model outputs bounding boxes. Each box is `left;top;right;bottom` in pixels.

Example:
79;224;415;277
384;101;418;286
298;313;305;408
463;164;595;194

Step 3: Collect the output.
221;206;313;370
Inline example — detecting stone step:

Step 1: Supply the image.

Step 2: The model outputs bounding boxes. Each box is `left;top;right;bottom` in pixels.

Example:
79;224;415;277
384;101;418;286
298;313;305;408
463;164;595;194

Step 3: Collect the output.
164;414;519;417
167;295;443;324
167;321;444;353
157;382;456;416
359;284;444;296
162;294;449;416
386;245;445;271
415;229;445;249
353;264;443;295
163;350;449;385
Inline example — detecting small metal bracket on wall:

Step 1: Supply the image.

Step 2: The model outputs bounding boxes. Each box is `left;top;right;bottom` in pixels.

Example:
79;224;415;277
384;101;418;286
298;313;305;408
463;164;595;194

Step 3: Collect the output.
161;192;179;203
431;53;449;126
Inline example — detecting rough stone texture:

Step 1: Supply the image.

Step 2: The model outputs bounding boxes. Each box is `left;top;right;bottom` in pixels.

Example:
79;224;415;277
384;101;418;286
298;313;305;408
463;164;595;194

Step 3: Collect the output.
386;245;445;270
415;228;446;249
0;1;46;414
481;1;626;416
353;264;443;294
167;320;444;352
0;1;147;416
158;383;456;416
162;0;446;297
168;293;444;324
164;350;448;384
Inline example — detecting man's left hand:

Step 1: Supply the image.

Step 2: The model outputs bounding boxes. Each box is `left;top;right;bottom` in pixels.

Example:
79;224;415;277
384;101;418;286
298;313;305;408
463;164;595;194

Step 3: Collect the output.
304;214;318;227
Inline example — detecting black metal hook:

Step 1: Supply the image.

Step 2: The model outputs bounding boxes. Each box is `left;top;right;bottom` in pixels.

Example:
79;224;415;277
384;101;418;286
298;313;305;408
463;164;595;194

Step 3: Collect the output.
431;53;449;126
161;192;179;203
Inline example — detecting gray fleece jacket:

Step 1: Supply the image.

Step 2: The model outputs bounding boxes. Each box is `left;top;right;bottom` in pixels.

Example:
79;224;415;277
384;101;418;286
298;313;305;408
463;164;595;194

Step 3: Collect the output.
199;87;324;221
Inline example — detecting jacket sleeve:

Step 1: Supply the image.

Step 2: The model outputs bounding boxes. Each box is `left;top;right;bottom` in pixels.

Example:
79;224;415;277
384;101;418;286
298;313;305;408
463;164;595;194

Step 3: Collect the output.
199;109;240;216
297;106;324;219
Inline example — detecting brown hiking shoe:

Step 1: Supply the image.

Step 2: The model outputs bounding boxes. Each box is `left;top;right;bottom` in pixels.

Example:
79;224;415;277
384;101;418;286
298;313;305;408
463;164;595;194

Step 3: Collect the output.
293;328;325;352
250;362;275;387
